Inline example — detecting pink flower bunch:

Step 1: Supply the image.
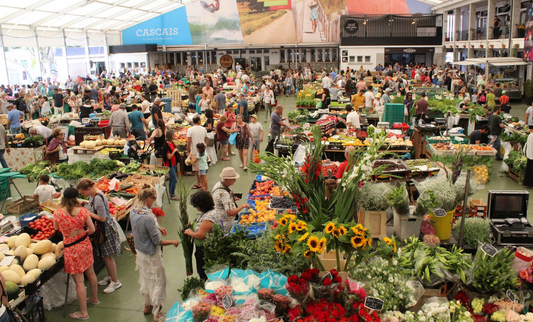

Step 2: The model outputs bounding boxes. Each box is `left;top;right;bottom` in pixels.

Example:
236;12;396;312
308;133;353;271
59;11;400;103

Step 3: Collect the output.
421;220;435;235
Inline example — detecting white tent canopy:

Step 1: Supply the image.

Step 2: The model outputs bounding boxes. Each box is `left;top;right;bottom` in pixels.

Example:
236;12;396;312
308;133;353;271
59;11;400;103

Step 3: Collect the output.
452;57;530;66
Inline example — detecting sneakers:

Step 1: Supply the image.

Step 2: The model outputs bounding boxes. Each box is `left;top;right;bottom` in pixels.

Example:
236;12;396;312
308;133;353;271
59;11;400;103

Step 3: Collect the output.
230;152;236;155
98;276;111;286
244;167;248;171
239;164;243;168
103;281;122;294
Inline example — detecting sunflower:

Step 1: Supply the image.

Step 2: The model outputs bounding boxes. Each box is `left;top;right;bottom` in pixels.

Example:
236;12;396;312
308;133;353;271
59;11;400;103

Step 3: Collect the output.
355;223;368;232
307;236;320;252
384;237;392;245
275;240;283;252
283;244;292;254
338;226;347;236
304;250;312;258
318;238;327;253
283;214;296;222
275;234;281;240
296;221;307;231
325;222;336;234
351;236;365;248
393;243;397;253
288;222;298;234
298;232;309;242
279;217;288;226
332;228;340;238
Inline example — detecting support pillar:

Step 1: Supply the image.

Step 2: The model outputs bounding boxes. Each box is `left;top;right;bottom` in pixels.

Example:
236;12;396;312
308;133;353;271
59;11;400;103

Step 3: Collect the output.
487;0;496;40
0;25;10;85
84;30;91;77
103;30;110;76
455;8;461;42
511;0;520;38
469;4;476;40
34;30;43;80
61;29;69;81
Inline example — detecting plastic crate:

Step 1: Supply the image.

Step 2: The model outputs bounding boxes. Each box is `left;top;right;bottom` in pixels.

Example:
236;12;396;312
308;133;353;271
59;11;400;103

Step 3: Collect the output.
425;136;451;144
382;103;405;125
230;222;268;238
18;213;40;227
7;226;63;244
21;296;45;322
25;257;64;295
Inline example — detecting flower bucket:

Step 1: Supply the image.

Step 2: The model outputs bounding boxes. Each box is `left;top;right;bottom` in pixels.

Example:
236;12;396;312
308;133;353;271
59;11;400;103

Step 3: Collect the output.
393;206;423;241
429;210;455;240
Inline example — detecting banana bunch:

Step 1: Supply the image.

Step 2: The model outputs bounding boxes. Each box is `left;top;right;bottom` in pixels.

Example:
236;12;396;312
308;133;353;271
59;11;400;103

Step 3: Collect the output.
472;247;519;293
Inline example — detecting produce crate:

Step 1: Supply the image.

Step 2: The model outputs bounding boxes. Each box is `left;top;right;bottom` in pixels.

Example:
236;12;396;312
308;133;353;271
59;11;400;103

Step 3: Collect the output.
20;296;45;322
508;168;521;183
25;257;64;296
318;250;346;271
230;222;268;239
8;226;63;244
425;136;451;144
475;148;497;156
39;200;61;213
469;199;487;218
6;196;39;214
71;146;104;154
114;197;135;221
268;197;296;210
360;210;387;240
393;209;423;241
19;213;40;227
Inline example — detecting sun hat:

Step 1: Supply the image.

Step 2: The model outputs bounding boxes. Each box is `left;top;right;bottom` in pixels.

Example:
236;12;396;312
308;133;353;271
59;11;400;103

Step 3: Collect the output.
220;167;240;180
249;114;257;119
376;93;382;98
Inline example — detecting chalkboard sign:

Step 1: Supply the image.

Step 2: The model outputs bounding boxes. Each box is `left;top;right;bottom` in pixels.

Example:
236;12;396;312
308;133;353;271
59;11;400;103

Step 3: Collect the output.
481;243;498;257
321;272;333;284
364;297;384;311
507;290;516;302
222;294;233;310
433;208;447;217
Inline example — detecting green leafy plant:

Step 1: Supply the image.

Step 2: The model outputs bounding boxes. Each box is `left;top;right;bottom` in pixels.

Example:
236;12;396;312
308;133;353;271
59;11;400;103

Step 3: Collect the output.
20;161;51;182
414;190;441;217
387;184;410;216
358;182;392;211
452;217;491;248
177;177;194;276
177;277;205;301
203;225;249;269
468;105;488;122
472;247;519;293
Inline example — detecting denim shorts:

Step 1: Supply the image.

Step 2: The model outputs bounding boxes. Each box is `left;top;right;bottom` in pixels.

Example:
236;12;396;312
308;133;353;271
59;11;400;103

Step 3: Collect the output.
199;169;208;175
219;140;228;145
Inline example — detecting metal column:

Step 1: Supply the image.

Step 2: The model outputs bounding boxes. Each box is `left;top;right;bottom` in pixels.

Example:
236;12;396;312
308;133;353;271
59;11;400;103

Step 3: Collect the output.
33;29;43;80
0;25;10;85
103;31;110;75
84;30;91;77
61;29;69;80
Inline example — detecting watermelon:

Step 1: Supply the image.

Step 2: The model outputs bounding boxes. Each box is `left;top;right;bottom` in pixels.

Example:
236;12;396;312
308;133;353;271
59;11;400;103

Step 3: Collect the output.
5;281;19;300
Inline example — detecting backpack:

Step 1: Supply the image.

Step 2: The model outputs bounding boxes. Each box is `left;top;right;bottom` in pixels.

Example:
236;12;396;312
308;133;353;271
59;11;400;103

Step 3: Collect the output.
17;99;27;112
478;94;486;103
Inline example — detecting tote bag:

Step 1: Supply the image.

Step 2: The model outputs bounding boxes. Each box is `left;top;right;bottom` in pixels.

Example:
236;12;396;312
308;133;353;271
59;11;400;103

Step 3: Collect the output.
229;132;238;146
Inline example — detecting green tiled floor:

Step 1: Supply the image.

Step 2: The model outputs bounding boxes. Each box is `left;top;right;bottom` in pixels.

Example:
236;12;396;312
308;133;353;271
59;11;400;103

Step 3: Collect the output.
6;96;531;322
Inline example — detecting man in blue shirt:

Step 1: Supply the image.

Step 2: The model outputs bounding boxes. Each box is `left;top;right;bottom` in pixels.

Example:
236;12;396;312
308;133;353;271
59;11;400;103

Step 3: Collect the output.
128;105;148;140
7;104;24;134
238;94;249;123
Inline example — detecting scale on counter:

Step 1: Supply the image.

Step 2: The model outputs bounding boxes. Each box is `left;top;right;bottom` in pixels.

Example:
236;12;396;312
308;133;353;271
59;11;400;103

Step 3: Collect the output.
377;122;390;129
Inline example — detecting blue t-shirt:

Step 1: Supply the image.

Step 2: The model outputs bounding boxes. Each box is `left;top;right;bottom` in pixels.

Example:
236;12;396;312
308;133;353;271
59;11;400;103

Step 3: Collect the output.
197;153;209;171
8;110;23;129
128;110;144;130
238;99;248;121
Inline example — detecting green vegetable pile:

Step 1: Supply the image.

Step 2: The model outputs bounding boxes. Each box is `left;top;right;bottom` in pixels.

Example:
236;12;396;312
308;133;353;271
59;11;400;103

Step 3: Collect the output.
118;160;142;174
452;217;492;248
472;247;519;293
505;150;527;174
55;159;121;180
501;131;528;143
23;135;44;146
203;225;250;269
468;105;488;122
20;161;52;182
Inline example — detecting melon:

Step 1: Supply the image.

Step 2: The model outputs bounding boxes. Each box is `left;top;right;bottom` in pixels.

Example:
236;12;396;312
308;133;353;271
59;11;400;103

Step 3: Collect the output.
20;274;36;286
14;246;27;262
28;243;36;251
95;139;102;146
7;236;17;249
119;139;127;146
25;249;33;257
9;265;25;278
51;243;56;253
102;139;108;145
0;266;9;273
27;269;41;279
23;254;38;271
41;252;56;260
33;240;52;255
2;270;21;284
55;241;64;258
15;233;31;248
80;141;87;148
5;281;19;300
37;257;55;271
0;244;9;253
5;250;14;256
0;253;4;262
85;141;96;149
114;139;121;146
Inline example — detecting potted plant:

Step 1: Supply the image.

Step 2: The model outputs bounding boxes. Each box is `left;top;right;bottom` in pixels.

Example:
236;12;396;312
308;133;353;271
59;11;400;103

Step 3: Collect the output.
525;79;533;106
388;184;423;240
358;182;392;240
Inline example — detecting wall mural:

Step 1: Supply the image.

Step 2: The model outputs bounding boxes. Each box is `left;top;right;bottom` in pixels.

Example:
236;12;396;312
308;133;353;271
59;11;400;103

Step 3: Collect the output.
122;0;432;45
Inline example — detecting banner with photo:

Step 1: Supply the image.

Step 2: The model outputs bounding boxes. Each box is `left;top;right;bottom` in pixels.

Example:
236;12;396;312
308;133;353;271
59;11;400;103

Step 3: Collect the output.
122;0;433;46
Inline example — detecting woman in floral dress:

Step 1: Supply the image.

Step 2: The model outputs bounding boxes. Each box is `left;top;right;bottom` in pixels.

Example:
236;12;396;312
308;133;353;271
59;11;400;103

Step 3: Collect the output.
53;187;98;320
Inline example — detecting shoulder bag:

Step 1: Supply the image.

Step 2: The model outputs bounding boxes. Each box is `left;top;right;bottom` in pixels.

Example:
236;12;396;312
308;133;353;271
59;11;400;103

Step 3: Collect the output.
89;193;108;245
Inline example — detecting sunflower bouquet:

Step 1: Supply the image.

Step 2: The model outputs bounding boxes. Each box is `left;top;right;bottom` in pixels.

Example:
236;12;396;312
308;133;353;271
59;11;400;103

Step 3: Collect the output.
323;220;373;271
271;212;327;270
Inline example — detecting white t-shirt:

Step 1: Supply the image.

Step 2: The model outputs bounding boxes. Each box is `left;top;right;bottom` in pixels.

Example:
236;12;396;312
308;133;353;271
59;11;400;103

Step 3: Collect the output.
527;106;533;125
364;91;375;108
346;111;361;129
35;126;52;139
41;102;51;116
34;185;56;204
264;90;274;103
322;77;333;89
249;122;263;139
187;125;208;154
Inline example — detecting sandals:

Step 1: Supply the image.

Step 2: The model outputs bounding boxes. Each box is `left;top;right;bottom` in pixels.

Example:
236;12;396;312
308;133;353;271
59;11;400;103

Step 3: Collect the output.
191;185;202;189
70;312;89;320
144;305;153;315
170;196;179;200
87;298;100;305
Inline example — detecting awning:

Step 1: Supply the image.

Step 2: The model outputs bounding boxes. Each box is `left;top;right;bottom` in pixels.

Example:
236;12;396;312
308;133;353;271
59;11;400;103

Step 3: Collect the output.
452;61;480;66
490;61;529;66
454;57;530;66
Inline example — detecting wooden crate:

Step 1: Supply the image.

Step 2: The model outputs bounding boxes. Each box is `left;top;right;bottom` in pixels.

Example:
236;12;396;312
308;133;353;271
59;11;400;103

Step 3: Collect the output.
6;196;39;214
40;200;61;213
360;210;387;240
508;168;521;183
71;146;104;155
318;250;346;271
469;199;487;218
115;198;135;221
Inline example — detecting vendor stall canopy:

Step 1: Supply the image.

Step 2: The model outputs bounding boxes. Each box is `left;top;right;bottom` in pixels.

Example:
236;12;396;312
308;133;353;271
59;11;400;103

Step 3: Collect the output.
0;0;193;47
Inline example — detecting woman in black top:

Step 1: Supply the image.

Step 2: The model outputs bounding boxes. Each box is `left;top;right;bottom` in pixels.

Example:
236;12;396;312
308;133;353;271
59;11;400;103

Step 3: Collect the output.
203;109;214;133
321;88;331;109
79;99;93;121
149;119;166;166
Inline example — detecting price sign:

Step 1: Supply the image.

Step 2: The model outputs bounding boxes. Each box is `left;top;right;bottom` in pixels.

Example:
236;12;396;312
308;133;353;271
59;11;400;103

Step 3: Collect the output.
321;272;333;284
507;290;517;302
433;208;447;217
364;297;384;311
481;243;498;257
222;294;233;310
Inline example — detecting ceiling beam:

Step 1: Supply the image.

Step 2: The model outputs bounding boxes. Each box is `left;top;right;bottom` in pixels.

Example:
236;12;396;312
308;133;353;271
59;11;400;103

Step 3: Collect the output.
102;2;183;31
0;0;55;24
29;0;91;27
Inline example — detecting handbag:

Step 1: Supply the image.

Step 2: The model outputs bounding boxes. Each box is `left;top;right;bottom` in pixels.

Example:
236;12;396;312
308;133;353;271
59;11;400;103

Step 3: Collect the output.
126;234;136;256
228;132;238;146
206;132;215;147
42;149;59;164
0;281;23;322
89;194;108;245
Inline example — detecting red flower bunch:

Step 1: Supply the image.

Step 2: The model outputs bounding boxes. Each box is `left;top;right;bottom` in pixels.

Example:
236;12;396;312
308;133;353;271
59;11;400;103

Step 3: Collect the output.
482;303;499;316
303;300;346;321
321;269;342;286
301;155;322;184
472;315;487;322
293;193;309;214
300;268;320;282
289;305;302;321
351;302;380;322
454;290;472;312
287;274;310;297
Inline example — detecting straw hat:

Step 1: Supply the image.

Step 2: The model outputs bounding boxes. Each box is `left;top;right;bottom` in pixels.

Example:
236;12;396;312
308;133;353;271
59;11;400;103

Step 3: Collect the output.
220;167;240;180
